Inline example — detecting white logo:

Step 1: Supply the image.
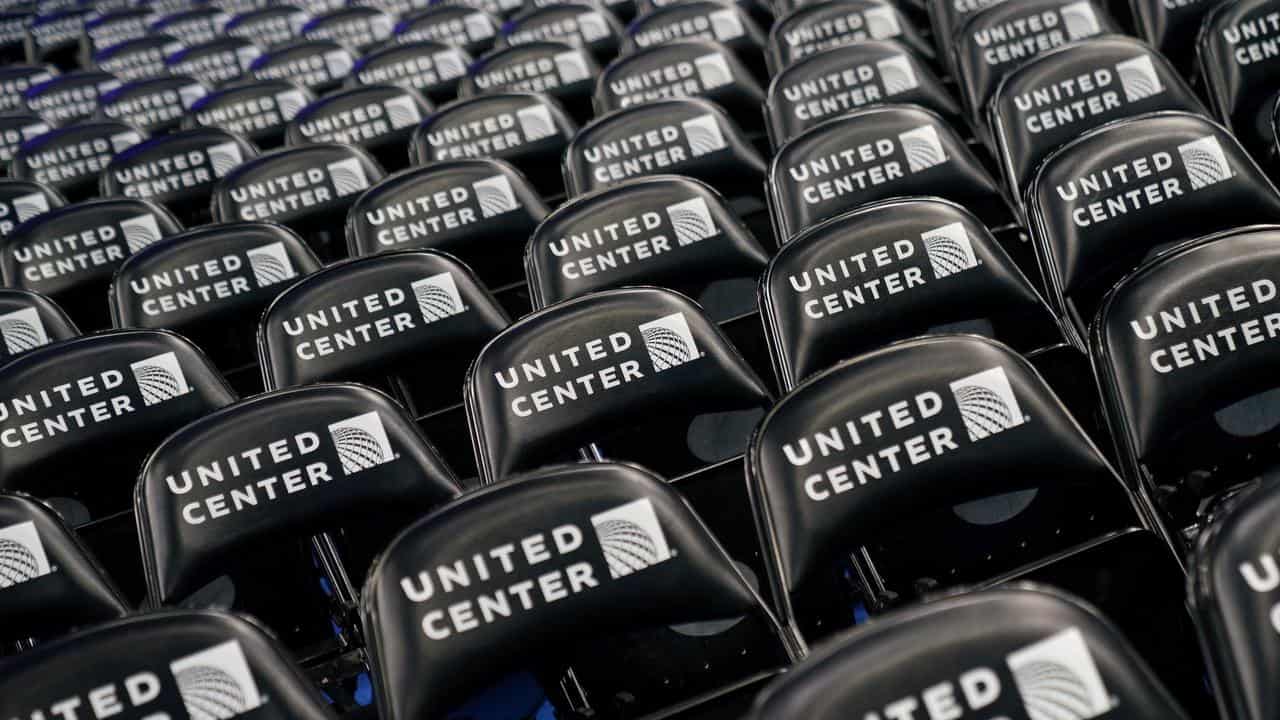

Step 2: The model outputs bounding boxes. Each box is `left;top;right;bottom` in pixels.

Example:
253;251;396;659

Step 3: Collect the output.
639;312;700;371
899;124;947;172
246;242;298;287
410;272;465;322
464;12;495;41
130;351;192;406
708;8;743;40
1059;1;1100;40
682;113;727;157
11;192;49;223
863;6;902;38
473;174;519;218
555;50;591;84
179;83;206;109
1178;135;1232;190
170;640;264;720
327;411;395;475
121;213;164;254
384;95;423;130
328;158;370;197
577;11;610;42
206;142;244;178
0;521;53;589
20;122;49;140
110;131;142;154
517;104;558;141
949;366;1026;442
590;498;673;579
694;53;733;89
324;49;354;78
433;50;468;81
99;79;122;95
921;221;979;278
1115;55;1163;102
235;44;261;71
371;14;394;39
665;196;718;245
163;41;184;57
1007;628;1115;720
0;307;49;355
876;54;918;96
276;90;308;121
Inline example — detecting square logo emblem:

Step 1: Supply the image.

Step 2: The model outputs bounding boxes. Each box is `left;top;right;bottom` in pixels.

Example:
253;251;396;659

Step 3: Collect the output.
465;12;496;41
921;221;979;278
276;90;308;121
473;174;520;218
434;50;468;81
410;272;465;322
20;122;49;141
328;411;395;475
328;158;370;197
130;351;192;406
577;11;610;42
876;54;919;96
863;6;902;38
236;45;261;71
517;104;558;141
1059;1;1100;39
179;84;207;110
11;192;49;224
325;49;354;78
120;213;164;254
0;521;53;588
170;640;264;720
898;124;947;172
110;130;143;154
0;307;49;355
246;241;298;288
555;50;592;84
682;113;727;157
385;94;423;130
639;312;700;371
206;141;244;178
590;498;673;579
694;53;734;89
1115;54;1163;102
665;196;718;245
948;366;1026;442
1179;135;1232;190
708;8;744;40
1007;628;1114;720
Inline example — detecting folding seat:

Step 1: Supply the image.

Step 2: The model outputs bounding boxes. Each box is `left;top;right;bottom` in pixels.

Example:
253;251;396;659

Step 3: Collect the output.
362;462;798;720
260;250;509;474
26;7;91;69
286;85;432;173
990;37;1204;214
0;288;77;364
595;40;765;136
952;0;1117;143
1130;0;1217;74
166;37;262;87
83;8;155;59
345;158;548;304
349;0;431;20
0;178;62;237
92;35;182;83
226;5;312;50
626;0;768;83
10;120;143;202
110;221;322;392
351;39;470;104
0;114;48;174
765;0;932;75
499;1;623;64
747;333;1215;714
98;75;211;136
1190;472;1280;720
135;383;460;700
211;143;385;262
0;492;128;649
0;63;55;113
1;198;183;329
1028;112;1280;348
249;39;357;95
303;7;396;54
745;586;1190;720
392;5;501;58
1199;0;1280;170
185;80;313;150
764;40;960;149
0;610;336;720
410;92;577;199
760;198;1057;390
148;7;229;48
24;69;121;127
0;12;32;65
461;41;600;125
